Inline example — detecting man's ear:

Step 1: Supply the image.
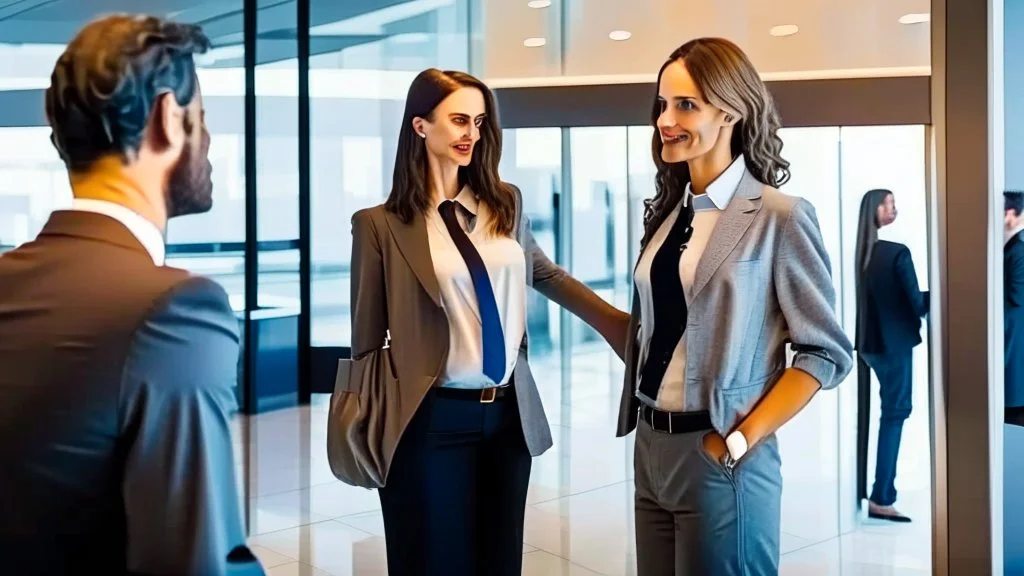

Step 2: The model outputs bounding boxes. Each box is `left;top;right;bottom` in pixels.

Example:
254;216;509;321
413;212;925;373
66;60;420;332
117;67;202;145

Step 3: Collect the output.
150;91;185;154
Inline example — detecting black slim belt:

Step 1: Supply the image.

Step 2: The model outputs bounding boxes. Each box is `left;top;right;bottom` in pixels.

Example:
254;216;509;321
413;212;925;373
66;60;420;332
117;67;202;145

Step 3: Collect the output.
434;385;511;404
639;404;713;434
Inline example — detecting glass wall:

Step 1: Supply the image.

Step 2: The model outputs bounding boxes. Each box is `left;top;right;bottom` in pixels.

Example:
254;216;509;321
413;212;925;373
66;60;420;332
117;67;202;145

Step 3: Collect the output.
0;9;247;298
308;0;473;348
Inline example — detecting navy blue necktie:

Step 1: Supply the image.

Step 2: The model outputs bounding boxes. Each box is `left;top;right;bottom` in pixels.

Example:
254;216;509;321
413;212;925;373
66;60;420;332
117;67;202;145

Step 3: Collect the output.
438;200;506;384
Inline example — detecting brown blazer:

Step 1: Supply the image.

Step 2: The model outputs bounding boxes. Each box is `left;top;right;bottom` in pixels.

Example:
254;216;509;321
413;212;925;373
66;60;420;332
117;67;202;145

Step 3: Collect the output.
350;186;617;470
0;210;261;575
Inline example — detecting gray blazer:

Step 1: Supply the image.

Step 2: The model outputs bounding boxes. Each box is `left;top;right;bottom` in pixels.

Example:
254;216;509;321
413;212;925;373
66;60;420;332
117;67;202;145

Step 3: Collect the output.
617;170;854;437
351;186;608;462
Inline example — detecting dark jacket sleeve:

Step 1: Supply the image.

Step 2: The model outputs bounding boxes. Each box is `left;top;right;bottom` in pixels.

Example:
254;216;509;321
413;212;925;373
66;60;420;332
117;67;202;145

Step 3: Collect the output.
1007;242;1024;309
894;247;930;317
118;277;264;576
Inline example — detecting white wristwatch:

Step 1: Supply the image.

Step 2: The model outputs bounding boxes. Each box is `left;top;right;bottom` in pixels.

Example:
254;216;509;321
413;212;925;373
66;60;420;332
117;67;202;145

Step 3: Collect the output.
722;431;749;469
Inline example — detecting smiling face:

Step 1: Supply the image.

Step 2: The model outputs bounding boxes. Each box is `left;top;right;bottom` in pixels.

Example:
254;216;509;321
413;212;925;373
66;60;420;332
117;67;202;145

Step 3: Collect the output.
414;86;486;168
655;59;737;164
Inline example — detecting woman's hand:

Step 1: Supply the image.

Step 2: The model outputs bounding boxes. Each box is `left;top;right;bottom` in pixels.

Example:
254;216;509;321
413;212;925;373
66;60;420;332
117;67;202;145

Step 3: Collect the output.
702;432;728;464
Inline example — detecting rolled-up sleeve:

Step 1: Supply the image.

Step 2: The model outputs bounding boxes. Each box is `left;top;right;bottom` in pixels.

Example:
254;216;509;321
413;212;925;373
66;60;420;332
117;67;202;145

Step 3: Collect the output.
774;199;854;390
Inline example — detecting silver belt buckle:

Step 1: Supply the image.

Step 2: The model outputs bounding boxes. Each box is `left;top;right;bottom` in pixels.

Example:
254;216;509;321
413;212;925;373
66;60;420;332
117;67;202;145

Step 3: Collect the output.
480;387;497;404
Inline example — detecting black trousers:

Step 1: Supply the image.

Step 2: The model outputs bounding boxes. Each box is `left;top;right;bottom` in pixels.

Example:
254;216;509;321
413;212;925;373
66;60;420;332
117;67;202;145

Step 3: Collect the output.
378;388;532;576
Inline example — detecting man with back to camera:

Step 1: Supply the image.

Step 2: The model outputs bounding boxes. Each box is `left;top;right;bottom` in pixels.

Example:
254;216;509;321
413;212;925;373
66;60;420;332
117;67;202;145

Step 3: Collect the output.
0;14;264;575
1005;191;1024;426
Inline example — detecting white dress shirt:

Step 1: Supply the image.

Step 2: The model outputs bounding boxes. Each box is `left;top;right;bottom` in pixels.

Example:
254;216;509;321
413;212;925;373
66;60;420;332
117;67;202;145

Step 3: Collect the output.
427;186;527;389
71;198;166;266
633;155;746;412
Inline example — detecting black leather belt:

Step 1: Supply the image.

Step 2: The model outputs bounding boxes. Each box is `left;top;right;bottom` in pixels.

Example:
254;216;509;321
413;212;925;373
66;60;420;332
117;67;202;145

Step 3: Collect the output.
434;385;511;404
639;404;713;434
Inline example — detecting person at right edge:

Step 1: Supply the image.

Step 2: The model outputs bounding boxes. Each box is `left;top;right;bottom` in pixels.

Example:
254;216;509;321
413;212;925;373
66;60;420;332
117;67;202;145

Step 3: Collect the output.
0;15;262;575
611;38;853;576
1004;191;1024;426
854;188;929;523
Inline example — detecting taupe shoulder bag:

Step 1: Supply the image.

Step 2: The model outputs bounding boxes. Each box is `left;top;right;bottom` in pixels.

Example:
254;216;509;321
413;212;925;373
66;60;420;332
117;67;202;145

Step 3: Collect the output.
326;325;397;488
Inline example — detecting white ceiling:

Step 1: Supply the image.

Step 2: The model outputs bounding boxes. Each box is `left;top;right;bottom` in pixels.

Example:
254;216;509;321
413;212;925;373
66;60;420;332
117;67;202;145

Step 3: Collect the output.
0;0;931;89
481;0;932;84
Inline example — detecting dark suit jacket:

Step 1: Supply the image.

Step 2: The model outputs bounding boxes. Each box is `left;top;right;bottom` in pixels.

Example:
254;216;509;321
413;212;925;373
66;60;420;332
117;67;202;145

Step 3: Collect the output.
856;240;929;356
1005;231;1024;407
0;211;263;575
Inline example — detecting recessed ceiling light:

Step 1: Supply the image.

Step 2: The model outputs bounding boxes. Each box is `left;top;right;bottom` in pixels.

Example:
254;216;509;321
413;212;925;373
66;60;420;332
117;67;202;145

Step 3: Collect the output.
523;37;547;48
527;0;551;7
609;30;632;41
769;24;799;37
898;13;930;25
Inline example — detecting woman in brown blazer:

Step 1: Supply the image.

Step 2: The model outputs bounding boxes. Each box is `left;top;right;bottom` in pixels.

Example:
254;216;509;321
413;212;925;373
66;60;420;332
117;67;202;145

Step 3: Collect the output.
348;68;627;576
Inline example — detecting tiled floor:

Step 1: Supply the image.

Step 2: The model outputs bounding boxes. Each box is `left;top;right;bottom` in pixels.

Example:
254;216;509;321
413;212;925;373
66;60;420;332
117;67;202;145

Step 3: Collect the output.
236;345;933;575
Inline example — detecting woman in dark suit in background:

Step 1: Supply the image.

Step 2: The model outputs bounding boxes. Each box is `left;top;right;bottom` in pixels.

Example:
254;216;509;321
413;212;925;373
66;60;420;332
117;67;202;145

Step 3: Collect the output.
854;188;929;523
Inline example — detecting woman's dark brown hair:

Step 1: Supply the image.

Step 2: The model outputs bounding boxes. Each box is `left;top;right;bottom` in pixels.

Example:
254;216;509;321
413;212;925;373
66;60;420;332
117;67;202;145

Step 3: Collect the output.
641;37;790;247
386;68;515;236
854;188;893;352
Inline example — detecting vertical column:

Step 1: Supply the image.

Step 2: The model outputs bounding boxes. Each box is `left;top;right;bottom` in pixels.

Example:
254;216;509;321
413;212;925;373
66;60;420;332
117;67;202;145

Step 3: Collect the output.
298;0;311;403
930;0;1004;573
241;0;257;536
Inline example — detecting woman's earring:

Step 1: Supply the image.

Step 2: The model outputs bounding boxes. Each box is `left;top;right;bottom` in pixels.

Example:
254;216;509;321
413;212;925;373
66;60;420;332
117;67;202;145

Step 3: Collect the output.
418;132;426;139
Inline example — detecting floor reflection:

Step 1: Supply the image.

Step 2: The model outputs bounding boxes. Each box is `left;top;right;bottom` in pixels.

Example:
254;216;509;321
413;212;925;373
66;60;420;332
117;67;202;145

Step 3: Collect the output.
238;346;931;575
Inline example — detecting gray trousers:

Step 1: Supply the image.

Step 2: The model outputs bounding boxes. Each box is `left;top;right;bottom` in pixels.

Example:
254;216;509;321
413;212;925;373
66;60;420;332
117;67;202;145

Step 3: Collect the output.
633;419;783;576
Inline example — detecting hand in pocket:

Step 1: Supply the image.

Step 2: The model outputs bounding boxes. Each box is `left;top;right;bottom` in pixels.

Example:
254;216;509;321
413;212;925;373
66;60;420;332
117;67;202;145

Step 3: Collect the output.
702;432;728;465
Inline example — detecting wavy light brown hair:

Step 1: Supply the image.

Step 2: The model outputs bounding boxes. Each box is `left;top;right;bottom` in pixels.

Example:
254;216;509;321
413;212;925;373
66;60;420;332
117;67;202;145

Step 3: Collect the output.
386;68;515;236
642;37;790;247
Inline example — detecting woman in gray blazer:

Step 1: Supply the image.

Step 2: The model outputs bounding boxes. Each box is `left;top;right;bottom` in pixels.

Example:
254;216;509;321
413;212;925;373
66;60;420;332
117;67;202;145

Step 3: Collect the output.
614;38;855;575
349;68;627;576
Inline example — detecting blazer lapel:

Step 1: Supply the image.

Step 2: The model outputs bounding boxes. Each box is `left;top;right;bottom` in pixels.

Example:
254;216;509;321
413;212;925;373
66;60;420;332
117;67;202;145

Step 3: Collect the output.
383;210;442;307
691;172;764;299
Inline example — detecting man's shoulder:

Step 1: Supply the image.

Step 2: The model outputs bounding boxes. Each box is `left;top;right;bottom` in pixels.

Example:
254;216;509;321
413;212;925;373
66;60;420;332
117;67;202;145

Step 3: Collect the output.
139;272;237;333
112;265;232;329
122;274;239;394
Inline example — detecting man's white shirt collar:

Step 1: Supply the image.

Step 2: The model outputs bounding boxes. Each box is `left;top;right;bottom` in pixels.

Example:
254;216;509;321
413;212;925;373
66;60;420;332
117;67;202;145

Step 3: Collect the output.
71;199;166;265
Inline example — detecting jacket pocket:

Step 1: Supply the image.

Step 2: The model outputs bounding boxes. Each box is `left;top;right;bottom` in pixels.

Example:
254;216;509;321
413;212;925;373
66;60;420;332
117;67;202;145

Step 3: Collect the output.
716;372;777;429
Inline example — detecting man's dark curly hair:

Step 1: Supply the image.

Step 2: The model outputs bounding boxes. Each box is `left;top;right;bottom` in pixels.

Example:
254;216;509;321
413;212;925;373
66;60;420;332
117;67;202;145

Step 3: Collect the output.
45;14;211;172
